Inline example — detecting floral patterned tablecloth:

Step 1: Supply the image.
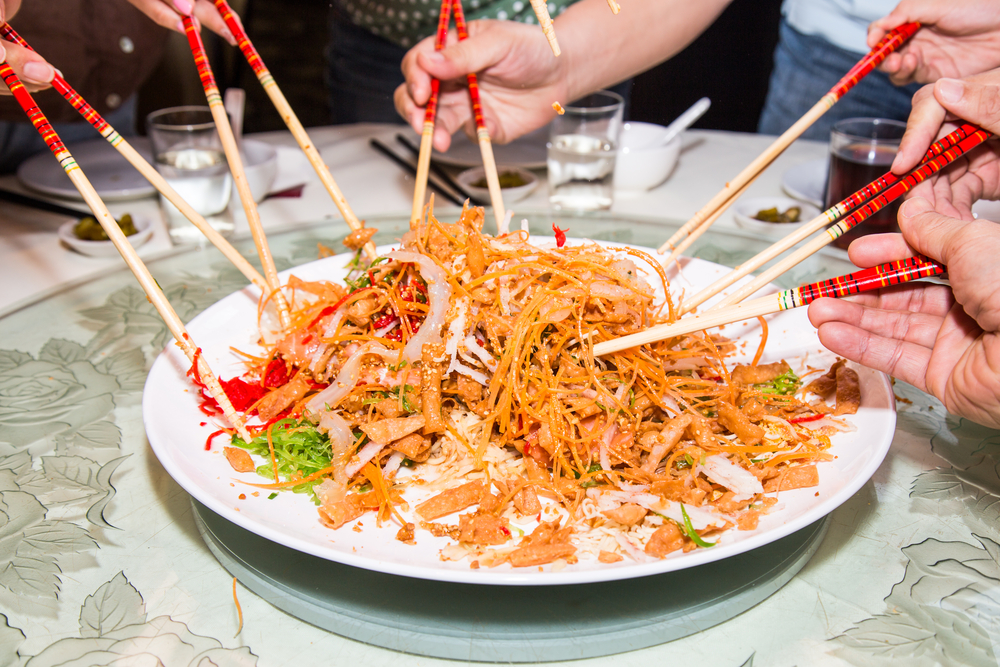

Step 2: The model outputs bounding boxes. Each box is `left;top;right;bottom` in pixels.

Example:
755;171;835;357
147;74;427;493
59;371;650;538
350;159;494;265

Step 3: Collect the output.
2;213;998;667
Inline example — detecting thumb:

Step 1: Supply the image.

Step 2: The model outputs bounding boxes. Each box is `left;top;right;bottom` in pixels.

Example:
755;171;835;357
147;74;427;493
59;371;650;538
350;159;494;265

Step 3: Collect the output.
418;35;507;81
934;78;1000;136
897;196;967;265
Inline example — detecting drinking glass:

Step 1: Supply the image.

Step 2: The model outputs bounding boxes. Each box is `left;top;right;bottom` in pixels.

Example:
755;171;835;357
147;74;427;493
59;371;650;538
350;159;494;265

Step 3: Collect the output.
547;90;624;211
824;118;906;250
147;106;233;243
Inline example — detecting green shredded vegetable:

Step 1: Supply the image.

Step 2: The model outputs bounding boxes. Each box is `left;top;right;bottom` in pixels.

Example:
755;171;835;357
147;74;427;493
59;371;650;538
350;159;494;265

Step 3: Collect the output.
679;503;716;548
231;418;333;503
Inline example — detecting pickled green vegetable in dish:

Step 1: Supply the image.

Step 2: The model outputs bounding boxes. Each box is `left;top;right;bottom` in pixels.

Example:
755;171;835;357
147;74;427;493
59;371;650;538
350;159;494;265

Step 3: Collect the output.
73;213;137;241
753;206;801;223
471;171;530;189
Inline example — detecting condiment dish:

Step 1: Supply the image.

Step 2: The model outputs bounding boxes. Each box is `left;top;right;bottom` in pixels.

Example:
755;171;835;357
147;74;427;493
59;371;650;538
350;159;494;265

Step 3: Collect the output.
58;214;154;257
733;196;821;237
457;166;538;203
614;122;682;191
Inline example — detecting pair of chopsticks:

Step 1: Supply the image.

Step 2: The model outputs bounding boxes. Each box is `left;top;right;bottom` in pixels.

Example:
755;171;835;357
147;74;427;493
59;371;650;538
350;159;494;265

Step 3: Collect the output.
0;52;253;442
0;23;270;295
0;187;90;218
412;0;505;228
210;0;376;262
658;21;922;264
370;137;466;207
593;121;990;356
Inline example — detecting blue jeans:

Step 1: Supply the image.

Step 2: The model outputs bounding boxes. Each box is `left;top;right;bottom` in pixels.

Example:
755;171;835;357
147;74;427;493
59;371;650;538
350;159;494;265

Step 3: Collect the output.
758;20;921;140
0;96;137;174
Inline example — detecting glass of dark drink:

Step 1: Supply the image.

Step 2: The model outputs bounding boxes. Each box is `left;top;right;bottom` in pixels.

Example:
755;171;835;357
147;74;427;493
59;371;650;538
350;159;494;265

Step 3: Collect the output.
825;118;907;250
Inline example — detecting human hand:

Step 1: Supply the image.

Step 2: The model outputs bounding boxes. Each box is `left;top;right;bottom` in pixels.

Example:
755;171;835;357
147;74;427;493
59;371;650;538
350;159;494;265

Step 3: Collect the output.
808;198;1000;429
126;0;237;45
868;0;1000;85
891;71;1000;177
0;0;56;95
395;19;568;152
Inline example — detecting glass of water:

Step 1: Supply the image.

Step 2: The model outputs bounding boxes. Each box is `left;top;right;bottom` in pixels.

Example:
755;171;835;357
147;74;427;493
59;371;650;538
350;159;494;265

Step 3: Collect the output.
147;106;233;243
547;90;624;211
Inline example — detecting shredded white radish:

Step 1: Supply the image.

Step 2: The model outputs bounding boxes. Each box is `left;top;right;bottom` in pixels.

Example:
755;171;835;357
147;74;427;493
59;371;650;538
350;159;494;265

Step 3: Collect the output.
317;411;354;484
464;335;498;372
383;450;406;477
497;209;514;235
388;251;452;363
306;342;396;413
700;454;764;499
615;533;646;562
520;218;530;234
346;440;387;478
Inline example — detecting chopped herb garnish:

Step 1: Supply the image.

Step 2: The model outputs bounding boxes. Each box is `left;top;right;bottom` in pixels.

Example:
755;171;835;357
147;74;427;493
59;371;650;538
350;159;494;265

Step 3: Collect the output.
268;492;278;500
679;503;716;548
757;369;801;396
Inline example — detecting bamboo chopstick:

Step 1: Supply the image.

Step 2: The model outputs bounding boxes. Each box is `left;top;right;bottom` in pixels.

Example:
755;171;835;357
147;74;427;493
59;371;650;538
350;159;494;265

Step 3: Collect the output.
181;16;291;328
0;56;252;442
709;126;990;311
529;0;560;57
678;123;978;314
210;0;377;262
593;254;944;356
658;21;921;256
452;0;506;228
0;23;269;294
411;0;453;227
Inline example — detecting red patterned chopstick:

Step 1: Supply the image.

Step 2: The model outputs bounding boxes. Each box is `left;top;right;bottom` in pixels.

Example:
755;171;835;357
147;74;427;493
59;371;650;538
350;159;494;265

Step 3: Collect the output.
209;1;374;258
0;52;252;440
593;254;945;356
827;22;921;101
180;15;291;327
662;21;922;255
451;0;506;223
775;255;944;310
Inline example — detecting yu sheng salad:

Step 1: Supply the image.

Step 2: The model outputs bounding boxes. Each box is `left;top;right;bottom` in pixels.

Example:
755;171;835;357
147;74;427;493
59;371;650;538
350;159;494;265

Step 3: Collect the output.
191;205;861;568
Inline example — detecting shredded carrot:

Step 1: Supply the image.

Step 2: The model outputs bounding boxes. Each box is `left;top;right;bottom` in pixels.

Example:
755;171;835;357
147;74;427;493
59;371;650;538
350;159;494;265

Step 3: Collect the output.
233;577;243;636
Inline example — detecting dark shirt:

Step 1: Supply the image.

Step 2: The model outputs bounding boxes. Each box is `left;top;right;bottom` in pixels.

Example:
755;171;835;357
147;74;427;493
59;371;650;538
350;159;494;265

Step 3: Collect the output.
0;0;168;123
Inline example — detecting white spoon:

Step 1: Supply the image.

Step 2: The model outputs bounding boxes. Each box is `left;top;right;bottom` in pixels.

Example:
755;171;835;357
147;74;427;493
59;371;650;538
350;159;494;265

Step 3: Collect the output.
661;97;711;145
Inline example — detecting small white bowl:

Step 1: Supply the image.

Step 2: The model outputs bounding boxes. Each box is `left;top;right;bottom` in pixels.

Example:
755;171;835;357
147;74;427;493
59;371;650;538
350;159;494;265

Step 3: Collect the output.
59;214;154;257
456;166;538;203
614;122;682;191
238;139;278;203
733;196;821;236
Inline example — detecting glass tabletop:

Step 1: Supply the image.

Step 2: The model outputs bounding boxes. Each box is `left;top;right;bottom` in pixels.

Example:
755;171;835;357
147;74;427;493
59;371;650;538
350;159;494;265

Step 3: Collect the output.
2;212;997;666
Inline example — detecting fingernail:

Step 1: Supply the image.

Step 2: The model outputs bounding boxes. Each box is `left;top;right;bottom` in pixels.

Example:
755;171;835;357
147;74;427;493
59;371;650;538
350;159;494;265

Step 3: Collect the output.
176;18;186;32
174;0;194;14
23;61;54;83
0;43;6;63
426;51;445;63
224;29;237;46
900;197;933;219
937;78;963;104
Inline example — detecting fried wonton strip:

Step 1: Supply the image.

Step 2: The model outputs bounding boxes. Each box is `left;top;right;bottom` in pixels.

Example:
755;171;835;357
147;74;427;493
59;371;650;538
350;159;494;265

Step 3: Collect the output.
834;364;861;415
421;342;446;434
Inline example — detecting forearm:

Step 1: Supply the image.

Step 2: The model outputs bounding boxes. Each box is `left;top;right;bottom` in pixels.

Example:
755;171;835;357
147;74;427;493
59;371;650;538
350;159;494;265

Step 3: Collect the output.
556;0;733;100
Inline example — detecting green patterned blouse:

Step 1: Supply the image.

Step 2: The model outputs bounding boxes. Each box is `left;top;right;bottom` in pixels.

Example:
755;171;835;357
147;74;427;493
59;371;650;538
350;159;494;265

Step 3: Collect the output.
339;0;576;48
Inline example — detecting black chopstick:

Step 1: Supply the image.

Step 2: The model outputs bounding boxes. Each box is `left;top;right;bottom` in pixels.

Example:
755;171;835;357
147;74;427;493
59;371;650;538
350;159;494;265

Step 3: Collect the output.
368;138;464;208
0;188;90;219
394;133;485;204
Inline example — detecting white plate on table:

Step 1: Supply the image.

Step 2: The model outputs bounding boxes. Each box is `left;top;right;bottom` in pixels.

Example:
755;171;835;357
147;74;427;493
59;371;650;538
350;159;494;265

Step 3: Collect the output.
781;157;828;208
17;137;156;201
432;125;549;169
144;240;895;586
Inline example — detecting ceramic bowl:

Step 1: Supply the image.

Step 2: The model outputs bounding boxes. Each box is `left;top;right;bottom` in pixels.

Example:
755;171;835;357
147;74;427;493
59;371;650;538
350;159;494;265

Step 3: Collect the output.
239;139;278;203
456;166;538;203
613;122;682;191
58;214;154;257
733;196;821;237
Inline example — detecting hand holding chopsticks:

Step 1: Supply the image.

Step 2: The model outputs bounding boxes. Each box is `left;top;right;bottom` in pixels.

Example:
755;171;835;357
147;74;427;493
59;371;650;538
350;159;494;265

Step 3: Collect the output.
678;122;983;315
0;54;252;442
593;255;945;356
659;21;921;261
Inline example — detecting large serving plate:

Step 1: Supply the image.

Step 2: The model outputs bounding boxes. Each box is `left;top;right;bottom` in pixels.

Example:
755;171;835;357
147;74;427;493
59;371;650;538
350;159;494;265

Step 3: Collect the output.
143;239;895;586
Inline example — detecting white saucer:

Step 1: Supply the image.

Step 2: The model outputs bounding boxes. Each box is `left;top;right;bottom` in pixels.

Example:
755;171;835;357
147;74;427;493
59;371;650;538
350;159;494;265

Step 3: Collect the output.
18;138;156;201
781;158;828;208
432;125;549;169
